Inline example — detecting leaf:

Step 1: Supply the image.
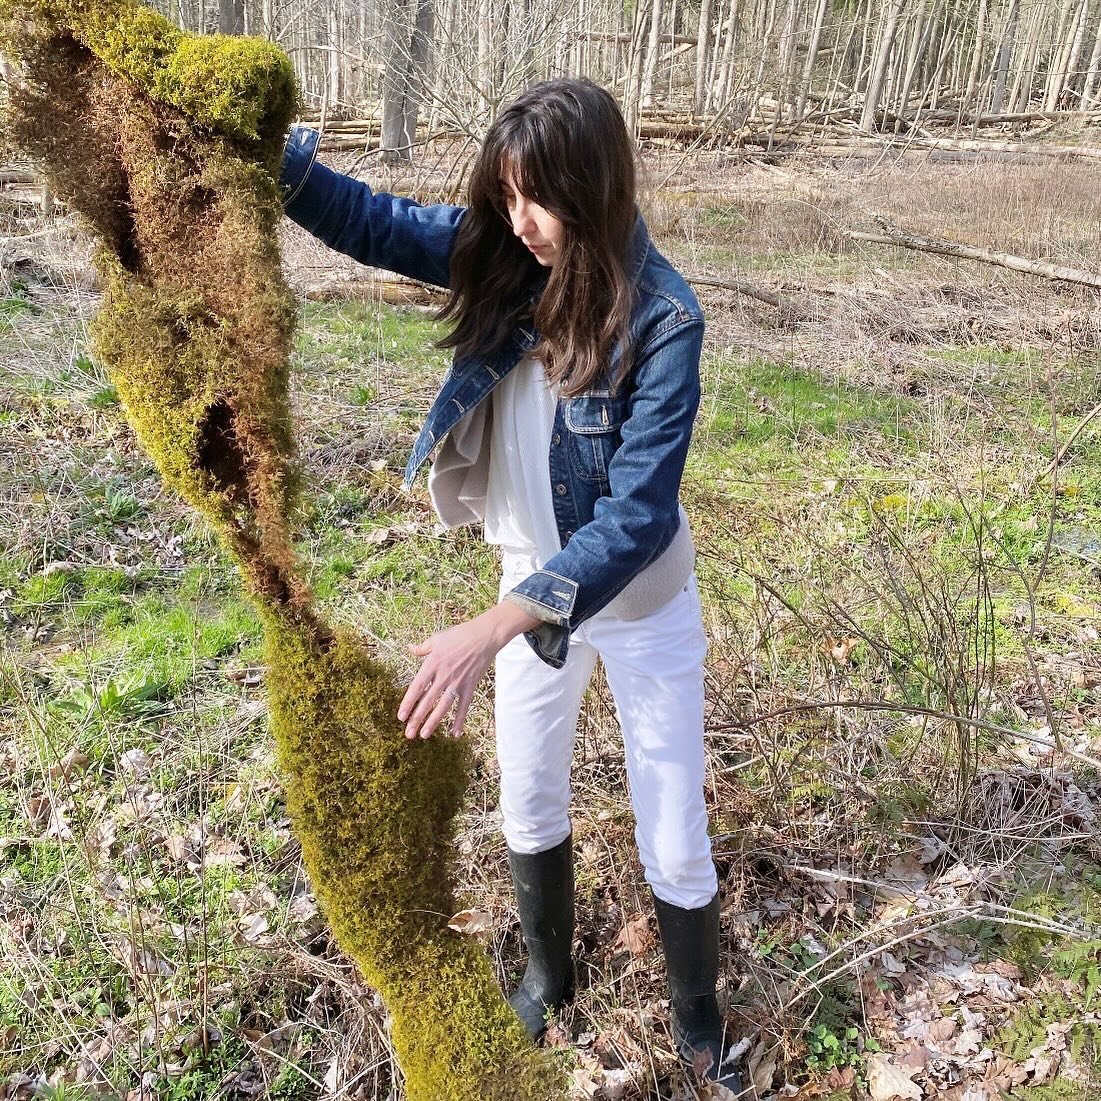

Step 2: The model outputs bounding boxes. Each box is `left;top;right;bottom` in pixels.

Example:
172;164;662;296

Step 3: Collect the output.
613;914;652;957
570;1066;599;1097
823;635;859;664
543;1023;569;1048
747;1038;778;1095
322;1055;341;1094
119;748;151;777
204;837;246;867
49;747;89;781
447;908;492;934
867;1053;923;1101
26;793;73;839
239;912;269;942
700;1082;739;1101
691;1045;716;1078
164;833;194;863
288;894;319;923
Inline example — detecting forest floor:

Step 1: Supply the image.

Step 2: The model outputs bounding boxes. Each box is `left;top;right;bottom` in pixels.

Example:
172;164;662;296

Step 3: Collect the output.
2;142;1101;1101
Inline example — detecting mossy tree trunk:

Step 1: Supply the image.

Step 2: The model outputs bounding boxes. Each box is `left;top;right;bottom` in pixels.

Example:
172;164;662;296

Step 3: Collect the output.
0;0;565;1097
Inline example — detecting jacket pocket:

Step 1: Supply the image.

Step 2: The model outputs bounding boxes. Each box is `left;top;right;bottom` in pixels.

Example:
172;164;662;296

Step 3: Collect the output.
564;390;627;484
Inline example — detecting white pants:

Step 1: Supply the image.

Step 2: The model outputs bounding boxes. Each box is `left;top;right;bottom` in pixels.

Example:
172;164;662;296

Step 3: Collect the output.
494;558;719;909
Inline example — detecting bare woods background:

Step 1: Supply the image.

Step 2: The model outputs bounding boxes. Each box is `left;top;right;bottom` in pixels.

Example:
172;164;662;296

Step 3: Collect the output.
130;0;1101;160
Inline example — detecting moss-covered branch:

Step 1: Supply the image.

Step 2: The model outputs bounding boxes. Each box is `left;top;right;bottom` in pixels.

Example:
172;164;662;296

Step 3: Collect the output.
0;0;566;1096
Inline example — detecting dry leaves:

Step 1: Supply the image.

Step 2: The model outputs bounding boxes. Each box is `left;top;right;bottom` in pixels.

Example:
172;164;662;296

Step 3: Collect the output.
822;634;859;664
48;747;89;781
447;908;492;934
613;914;653;957
866;1052;923;1100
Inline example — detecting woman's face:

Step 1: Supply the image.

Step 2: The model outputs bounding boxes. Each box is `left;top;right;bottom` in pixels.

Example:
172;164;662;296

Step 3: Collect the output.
500;167;564;267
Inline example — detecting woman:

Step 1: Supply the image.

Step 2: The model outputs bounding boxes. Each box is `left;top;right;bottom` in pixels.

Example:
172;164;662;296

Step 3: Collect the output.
280;78;745;1094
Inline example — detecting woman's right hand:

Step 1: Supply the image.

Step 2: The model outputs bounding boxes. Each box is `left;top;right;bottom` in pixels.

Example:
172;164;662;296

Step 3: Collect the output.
398;602;542;739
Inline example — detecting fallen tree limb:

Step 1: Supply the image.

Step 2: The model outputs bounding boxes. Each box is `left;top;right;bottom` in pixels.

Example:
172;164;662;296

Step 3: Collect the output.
845;215;1101;290
0;166;39;184
687;274;785;308
0;218;72;248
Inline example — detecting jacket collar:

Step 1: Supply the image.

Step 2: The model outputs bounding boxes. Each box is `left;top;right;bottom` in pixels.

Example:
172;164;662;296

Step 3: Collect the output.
628;209;652;281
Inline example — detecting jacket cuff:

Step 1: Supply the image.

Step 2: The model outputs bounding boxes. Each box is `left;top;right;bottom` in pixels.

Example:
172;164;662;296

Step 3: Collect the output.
280;125;321;209
502;588;572;669
507;569;577;624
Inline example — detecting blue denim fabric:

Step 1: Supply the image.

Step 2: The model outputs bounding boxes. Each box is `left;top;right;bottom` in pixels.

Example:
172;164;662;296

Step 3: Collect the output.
281;126;704;668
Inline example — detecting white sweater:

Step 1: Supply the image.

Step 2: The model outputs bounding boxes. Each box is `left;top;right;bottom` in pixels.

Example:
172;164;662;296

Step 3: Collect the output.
427;357;695;622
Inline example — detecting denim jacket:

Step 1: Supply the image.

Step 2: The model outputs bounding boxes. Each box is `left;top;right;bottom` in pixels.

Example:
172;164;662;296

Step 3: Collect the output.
280;126;704;668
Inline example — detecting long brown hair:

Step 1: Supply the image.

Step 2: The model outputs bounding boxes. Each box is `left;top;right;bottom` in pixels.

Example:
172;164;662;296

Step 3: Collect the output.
437;78;638;396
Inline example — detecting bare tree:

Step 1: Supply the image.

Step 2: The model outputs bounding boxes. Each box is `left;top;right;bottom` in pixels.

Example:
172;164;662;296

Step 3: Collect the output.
219;0;244;33
860;0;905;132
381;0;433;161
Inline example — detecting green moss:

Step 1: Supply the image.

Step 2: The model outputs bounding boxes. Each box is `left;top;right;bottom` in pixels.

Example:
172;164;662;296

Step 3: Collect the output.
2;2;567;1096
9;0;295;144
265;620;564;1099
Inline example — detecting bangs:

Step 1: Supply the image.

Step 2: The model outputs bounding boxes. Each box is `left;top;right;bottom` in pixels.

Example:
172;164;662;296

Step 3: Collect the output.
488;124;564;219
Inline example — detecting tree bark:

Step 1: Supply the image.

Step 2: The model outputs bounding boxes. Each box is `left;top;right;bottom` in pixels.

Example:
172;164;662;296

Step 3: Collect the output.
964;0;988;106
1081;9;1101;105
796;0;829;119
381;0;433;162
218;0;243;34
1045;0;1078;110
990;0;1019;114
1064;0;1091;103
694;0;714;114
640;0;663;108
860;0;904;133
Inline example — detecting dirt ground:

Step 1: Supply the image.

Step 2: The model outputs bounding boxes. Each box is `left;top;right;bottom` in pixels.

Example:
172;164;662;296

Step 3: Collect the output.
2;141;1100;1100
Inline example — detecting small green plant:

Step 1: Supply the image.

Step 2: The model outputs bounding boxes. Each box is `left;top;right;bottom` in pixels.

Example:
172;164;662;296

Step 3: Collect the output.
100;484;143;523
805;1023;862;1073
88;383;121;409
49;668;167;721
270;1065;313;1101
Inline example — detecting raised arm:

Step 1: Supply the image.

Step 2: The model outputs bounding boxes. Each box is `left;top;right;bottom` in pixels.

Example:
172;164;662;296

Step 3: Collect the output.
279;126;466;289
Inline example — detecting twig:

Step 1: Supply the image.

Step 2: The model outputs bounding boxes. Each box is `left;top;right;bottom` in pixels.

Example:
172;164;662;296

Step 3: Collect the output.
782;905;983;1011
1042;400;1101;476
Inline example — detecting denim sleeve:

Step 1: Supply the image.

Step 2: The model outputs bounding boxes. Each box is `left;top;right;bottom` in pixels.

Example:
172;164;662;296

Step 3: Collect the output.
503;317;705;668
279;126;465;289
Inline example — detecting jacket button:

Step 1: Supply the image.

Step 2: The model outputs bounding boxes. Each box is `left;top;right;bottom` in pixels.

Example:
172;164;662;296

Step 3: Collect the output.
564;530;574;539
552;433;561;446
555;483;567;496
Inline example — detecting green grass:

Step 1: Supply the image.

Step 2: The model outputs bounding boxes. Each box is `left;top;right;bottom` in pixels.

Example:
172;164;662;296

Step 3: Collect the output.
697;354;917;449
5;242;1101;1097
0;278;39;333
295;299;450;388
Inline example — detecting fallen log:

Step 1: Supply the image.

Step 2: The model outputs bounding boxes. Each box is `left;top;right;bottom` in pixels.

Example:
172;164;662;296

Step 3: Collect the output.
845;215;1101;290
0;166;38;184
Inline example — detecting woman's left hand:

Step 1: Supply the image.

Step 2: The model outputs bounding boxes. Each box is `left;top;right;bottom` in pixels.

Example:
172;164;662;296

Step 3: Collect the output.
398;602;542;739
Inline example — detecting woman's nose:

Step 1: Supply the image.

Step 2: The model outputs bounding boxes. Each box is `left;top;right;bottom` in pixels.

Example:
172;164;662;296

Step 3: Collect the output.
511;198;534;236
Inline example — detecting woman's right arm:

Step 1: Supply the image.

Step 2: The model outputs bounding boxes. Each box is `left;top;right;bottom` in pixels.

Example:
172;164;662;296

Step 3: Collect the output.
279;126;465;289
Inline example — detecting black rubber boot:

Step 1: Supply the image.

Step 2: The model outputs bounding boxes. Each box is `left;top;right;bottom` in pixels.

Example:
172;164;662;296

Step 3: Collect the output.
652;891;747;1095
507;834;576;1040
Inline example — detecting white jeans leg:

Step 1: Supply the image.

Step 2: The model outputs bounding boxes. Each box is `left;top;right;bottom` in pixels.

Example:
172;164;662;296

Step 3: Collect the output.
586;578;718;909
495;563;599;855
